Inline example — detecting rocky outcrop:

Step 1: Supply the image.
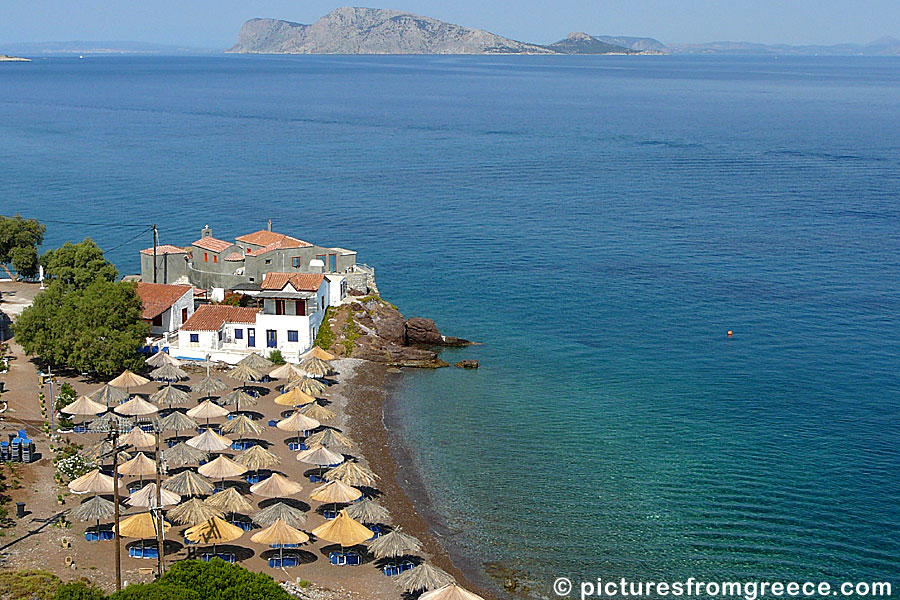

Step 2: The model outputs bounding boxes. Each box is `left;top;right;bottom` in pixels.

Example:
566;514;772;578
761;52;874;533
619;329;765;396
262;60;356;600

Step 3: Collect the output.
228;7;556;55
455;359;479;369
405;317;443;346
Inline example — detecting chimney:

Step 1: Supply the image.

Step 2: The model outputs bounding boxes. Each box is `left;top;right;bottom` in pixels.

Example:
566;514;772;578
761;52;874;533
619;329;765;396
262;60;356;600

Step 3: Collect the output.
201;225;212;238
267;219;272;232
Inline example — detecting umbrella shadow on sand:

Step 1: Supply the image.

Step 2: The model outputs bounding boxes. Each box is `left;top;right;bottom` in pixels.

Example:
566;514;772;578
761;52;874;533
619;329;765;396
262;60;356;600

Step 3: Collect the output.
260;548;318;564
125;539;184;556
258;497;311;512
319;543;374;564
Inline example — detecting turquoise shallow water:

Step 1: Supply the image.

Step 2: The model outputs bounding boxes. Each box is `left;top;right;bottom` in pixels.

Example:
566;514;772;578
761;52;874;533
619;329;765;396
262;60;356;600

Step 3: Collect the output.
1;55;898;596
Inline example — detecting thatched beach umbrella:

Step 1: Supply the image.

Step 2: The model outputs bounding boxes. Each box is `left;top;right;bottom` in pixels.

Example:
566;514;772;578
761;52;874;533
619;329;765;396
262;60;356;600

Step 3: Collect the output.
228;363;263;389
326;462;378;488
305;429;354;451
274;388;316;408
207;487;253;516
344;498;390;525
222;414;263;441
252;502;307;528
268;363;302;380
419;584;486;600
89;413;132;435
114;396;159;418
198;455;247;487
236;445;280;476
186;429;232;453
250;473;303;499
80;439;129;464
368;527;422;563
119;511;170;539
396;563;456;594
298;356;334;378
161;442;207;468
118;452;157;486
301;346;336;361
296;445;344;469
220;389;257;412
284;376;327;396
68;470;117;495
239;352;273;370
150;363;188;383
276;411;320;447
186;399;230;426
251;518;309;564
184;516;244;557
108;370;150;395
192;376;227;399
61;396;106;429
88;384;128;408
168;497;224;526
127;483;180;508
120;426;156;449
146;351;181;368
150;385;191;408
163;470;215;497
72;495;115;536
311;511;373;554
157;411;198;434
310;480;362;518
300;403;336;423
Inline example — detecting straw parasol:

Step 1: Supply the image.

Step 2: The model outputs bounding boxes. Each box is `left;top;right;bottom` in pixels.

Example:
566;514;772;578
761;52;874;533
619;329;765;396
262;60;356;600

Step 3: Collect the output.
228;363;264;388
252;502;307;528
88;384;128;407
186;400;230;426
274;388;316;407
61;396;106;429
276;412;320;447
127;483;180;508
268;363;302;380
284;376;327;396
108;369;150;393
309;480;362;504
239;352;273;370
326;462;378;488
311;511;373;551
186;429;232;453
207;487;253;515
120;426;157;449
220;389;257;412
72;495;115;536
184;516;245;556
118;452;157;485
150;385;191;408
68;469;118;495
80;439;129;464
119;511;171;539
298;356;334;378
396;563;456;594
168;497;224;526
150;363;189;382
114;396;159;418
368;527;422;562
157;411;198;434
192;376;227;398
419;584;486;600
250;473;303;498
236;445;280;473
301;346;336;361
163;470;215;497
344;498;391;525
300;403;336;422
89;412;132;435
161;442;207;468
198;455;247;485
305;428;354;451
222;414;264;440
146;351;181;368
296;445;344;468
251;518;309;564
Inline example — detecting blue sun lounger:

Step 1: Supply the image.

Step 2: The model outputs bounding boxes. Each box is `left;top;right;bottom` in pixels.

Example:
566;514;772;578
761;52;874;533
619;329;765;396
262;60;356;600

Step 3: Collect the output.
269;555;300;568
329;551;361;566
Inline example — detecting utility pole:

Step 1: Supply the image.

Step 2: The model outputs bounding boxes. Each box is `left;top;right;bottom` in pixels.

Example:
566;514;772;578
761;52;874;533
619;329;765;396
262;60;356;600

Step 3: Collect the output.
152;224;158;284
47;365;54;438
111;428;122;592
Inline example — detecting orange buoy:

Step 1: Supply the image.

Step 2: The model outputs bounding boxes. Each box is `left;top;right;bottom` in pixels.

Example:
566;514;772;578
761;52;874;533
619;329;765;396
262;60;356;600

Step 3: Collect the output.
727;330;733;337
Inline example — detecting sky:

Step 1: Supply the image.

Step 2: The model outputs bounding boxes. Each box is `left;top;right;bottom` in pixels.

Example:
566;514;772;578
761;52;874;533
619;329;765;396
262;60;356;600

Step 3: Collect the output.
1;1;898;48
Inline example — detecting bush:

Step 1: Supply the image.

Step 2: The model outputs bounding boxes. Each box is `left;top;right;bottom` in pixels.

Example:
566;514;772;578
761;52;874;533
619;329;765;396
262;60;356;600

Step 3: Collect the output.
54;581;104;600
267;349;285;365
56;383;77;412
108;583;201;600
150;559;291;600
0;570;62;599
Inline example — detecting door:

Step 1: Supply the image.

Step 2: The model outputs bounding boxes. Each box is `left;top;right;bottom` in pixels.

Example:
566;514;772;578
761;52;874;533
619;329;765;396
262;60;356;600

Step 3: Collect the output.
275;299;285;315
247;328;256;348
296;300;305;316
329;254;337;272
266;330;277;348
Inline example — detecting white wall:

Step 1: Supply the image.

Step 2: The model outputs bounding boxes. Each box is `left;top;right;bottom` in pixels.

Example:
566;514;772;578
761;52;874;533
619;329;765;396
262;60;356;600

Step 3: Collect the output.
150;288;195;336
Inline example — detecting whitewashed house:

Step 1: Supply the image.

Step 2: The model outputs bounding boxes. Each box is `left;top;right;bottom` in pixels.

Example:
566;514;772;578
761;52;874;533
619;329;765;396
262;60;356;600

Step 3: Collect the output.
136;282;194;336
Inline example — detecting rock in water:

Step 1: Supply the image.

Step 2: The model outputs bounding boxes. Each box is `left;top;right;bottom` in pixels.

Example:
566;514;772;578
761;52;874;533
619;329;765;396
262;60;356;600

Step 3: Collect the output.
405;317;444;346
455;360;479;369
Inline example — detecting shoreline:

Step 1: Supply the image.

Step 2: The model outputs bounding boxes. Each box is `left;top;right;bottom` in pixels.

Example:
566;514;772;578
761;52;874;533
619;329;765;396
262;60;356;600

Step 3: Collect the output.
342;361;502;600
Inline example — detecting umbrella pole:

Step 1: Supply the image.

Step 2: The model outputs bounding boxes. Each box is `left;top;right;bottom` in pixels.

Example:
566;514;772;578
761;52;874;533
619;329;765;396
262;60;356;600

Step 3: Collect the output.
155;434;165;577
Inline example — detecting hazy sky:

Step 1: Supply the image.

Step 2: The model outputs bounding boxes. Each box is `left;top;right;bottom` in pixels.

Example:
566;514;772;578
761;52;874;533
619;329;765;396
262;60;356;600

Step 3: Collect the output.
2;1;898;47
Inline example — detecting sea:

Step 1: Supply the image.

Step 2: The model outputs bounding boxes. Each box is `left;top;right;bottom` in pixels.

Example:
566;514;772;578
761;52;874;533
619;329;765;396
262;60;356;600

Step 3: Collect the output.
1;54;898;597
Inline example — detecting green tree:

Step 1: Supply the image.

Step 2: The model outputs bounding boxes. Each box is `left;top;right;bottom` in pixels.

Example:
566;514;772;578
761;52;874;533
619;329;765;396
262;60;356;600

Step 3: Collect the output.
106;560;291;600
53;581;104;600
0;215;45;279
267;349;286;365
15;280;148;376
41;239;118;289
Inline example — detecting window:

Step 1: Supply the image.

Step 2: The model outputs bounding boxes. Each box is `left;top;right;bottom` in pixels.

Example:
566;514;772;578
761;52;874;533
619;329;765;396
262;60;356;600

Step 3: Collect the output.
292;257;301;268
213;255;218;263
265;259;272;265
321;297;325;311
234;329;243;340
181;307;188;323
287;330;299;343
295;300;305;316
190;333;199;343
218;330;223;341
204;252;208;263
152;314;163;327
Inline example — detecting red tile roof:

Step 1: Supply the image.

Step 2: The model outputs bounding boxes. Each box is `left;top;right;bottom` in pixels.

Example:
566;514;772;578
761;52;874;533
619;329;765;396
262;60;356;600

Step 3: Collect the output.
180;305;259;331
136;282;192;320
140;244;188;256
224;252;245;262
192;237;233;253
237;230;312;251
260;272;325;292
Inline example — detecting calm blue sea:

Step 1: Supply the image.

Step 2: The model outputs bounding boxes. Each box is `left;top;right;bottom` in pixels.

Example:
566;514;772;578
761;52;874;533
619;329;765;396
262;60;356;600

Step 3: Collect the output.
1;55;899;596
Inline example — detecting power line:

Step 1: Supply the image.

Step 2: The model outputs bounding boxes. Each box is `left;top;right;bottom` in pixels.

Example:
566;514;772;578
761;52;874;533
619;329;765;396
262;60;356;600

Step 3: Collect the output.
104;226;154;253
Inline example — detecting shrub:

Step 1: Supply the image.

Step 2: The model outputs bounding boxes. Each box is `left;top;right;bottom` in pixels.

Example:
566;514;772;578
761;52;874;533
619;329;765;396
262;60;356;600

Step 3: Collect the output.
153;559;291;600
0;570;62;599
54;581;104;600
55;383;77;412
267;349;285;365
108;583;201;600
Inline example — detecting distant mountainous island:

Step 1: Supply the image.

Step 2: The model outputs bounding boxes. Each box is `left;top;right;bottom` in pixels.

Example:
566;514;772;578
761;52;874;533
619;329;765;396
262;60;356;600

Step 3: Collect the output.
668;36;900;56
0;54;30;62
